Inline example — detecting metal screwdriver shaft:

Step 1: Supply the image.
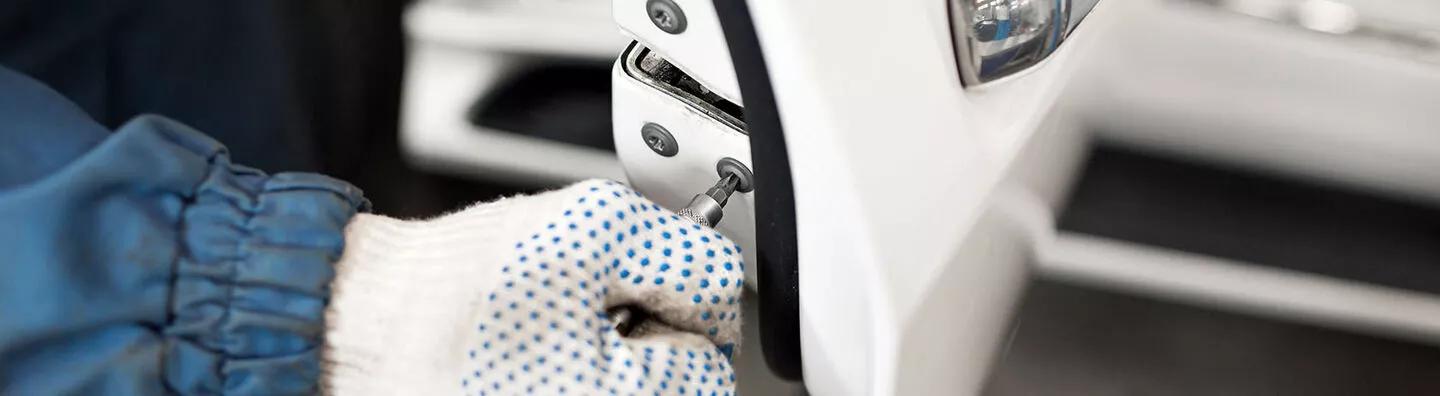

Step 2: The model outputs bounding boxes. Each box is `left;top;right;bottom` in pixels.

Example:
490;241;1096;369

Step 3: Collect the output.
677;173;741;227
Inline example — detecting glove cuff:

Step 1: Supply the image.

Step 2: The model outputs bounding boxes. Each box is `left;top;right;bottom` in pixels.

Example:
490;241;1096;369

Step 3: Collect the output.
322;201;524;395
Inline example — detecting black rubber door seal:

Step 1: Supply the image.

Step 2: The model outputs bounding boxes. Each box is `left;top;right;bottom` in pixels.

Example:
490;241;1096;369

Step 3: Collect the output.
712;0;804;381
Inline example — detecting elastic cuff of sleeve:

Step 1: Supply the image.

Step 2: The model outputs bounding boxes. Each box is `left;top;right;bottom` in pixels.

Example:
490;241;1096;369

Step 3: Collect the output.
146;116;369;395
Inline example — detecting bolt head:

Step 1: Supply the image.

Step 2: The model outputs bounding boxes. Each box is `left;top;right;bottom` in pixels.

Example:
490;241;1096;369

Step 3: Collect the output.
646;0;687;34
640;123;679;157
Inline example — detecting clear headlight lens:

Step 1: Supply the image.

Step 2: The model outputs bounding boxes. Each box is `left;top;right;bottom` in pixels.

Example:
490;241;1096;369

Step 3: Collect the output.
951;0;1100;85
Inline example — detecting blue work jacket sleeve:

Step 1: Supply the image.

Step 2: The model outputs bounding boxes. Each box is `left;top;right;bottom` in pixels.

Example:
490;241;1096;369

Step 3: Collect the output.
0;66;369;395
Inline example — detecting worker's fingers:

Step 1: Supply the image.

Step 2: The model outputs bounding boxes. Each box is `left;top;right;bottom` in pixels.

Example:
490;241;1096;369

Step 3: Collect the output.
596;331;738;396
484;179;743;350
574;183;744;350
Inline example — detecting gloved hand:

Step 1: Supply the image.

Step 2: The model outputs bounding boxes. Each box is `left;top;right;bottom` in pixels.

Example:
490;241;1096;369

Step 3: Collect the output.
321;180;745;395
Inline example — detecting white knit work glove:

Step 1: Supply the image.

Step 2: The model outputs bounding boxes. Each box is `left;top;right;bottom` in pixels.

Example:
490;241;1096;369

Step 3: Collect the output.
321;180;745;396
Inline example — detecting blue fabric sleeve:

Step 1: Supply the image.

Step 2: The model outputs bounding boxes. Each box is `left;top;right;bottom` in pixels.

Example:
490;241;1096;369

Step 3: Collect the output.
0;67;369;394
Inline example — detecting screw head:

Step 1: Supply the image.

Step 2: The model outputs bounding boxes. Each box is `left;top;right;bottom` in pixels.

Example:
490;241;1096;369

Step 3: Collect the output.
640;123;679;157
716;157;755;193
646;0;687;34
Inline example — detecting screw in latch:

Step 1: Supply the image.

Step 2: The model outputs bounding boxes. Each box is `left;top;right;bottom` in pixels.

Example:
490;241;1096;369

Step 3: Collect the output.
716;157;754;193
646;0;687;34
677;158;755;227
640;122;679;157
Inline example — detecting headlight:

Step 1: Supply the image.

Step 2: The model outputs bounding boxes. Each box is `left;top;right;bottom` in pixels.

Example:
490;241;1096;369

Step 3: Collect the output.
951;0;1100;85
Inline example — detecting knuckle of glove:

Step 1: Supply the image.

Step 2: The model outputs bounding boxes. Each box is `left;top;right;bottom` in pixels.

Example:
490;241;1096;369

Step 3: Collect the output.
463;180;743;395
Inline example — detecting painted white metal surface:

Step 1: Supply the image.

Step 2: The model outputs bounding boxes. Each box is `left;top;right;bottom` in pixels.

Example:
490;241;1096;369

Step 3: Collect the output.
611;61;760;288
608;0;757;288
738;0;1113;393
